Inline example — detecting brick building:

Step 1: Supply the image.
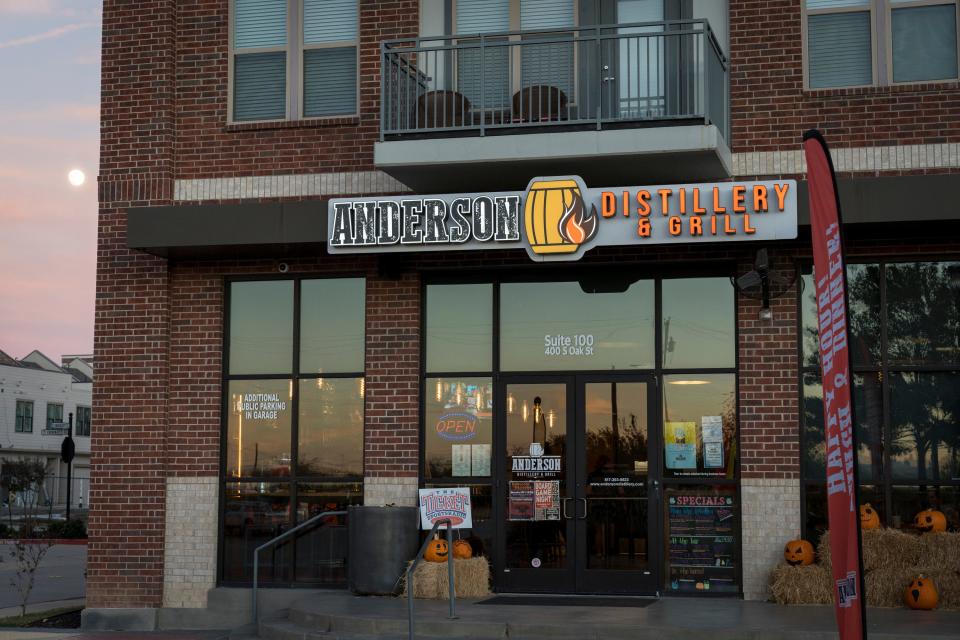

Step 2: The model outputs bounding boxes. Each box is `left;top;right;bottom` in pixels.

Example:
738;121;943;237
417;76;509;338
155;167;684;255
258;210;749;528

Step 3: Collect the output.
89;0;960;627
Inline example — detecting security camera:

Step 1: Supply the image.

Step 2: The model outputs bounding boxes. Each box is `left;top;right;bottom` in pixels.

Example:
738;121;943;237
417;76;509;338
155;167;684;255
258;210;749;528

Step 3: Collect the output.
277;262;290;274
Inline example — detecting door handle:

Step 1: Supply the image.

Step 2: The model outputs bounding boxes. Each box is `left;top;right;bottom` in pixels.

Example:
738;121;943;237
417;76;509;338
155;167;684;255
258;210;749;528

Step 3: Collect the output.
577;498;587;520
562;497;573;519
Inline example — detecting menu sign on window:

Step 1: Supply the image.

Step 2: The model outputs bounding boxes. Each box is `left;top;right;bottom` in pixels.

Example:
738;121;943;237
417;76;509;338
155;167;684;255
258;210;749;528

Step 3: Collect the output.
667;494;737;593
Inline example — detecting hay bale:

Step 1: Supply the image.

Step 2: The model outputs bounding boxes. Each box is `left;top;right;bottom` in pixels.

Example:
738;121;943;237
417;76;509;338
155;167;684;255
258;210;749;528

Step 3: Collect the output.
401;557;491;599
866;567;960;610
402;560;442;599
769;564;833;605
818;528;920;572
916;532;960;570
436;556;491;599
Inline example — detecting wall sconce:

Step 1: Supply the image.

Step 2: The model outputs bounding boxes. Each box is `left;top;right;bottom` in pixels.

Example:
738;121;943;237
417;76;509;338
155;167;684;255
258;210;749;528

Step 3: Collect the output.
759;306;774;321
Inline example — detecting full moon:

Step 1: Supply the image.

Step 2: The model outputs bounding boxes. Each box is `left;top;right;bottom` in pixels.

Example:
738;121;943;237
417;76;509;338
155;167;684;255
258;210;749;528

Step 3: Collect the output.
68;169;86;186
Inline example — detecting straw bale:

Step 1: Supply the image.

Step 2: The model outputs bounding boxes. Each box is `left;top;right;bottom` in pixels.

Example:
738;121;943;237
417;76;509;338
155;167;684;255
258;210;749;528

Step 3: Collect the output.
817;528;920;572
769;564;833;605
402;557;491;599
436;556;491;599
866;567;960;610
402;560;442;599
916;532;960;570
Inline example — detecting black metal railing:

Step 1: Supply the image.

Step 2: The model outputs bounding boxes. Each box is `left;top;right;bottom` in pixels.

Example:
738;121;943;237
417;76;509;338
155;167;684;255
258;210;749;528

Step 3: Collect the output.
406;518;456;640
251;509;347;623
381;19;728;141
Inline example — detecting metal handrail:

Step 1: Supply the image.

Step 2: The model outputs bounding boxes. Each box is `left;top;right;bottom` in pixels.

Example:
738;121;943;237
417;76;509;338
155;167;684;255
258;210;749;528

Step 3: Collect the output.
406;518;456;640
251;509;347;623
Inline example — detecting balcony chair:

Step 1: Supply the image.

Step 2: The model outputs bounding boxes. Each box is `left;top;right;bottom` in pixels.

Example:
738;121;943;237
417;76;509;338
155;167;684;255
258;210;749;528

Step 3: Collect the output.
414;90;471;130
512;85;568;123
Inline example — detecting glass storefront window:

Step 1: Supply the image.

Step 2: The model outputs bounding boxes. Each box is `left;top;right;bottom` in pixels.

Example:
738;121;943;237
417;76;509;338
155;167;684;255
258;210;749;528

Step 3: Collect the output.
800;260;960;541
426;284;493;372
804;484;884;546
300;278;365;374
662;374;736;479
886;262;960;366
500;280;655;371
223;277;366;586
891;485;960;532
229;280;294;375
801;372;883;483
226;379;293;478
293;482;362;583
222;482;291;583
423;377;493;479
802;264;881;368
661;277;735;369
298;378;364;477
889;371;960;483
664;484;738;593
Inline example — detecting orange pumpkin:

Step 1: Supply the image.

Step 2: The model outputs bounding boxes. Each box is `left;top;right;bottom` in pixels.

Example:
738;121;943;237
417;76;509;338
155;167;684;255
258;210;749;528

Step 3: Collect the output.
453;539;473;559
904;575;938;610
914;509;947;533
424;537;449;563
860;503;881;530
783;539;815;566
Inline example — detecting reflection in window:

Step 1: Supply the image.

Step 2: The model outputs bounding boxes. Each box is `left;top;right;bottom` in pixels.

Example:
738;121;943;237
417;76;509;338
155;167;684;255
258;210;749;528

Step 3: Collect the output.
229;280;294;375
222;482;291;583
803;265;881;367
226;379;293;478
891;485;960;532
294;482;362;583
500;280;655;371
300;278;365;374
662;374;736;479
661;278;735;369
890;371;960;483
802;372;883;483
804;484;884;547
298;378;364;476
423;377;493;479
886;262;960;366
426;284;493;372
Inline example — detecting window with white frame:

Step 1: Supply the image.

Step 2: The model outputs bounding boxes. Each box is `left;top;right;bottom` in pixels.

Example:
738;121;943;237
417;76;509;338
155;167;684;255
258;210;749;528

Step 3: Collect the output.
15;400;33;433
76;406;91;437
46;403;63;429
231;0;358;122
805;0;959;88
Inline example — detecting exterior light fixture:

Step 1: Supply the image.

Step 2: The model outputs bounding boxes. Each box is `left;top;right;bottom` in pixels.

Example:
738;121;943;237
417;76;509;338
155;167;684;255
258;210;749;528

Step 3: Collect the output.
759;306;774;321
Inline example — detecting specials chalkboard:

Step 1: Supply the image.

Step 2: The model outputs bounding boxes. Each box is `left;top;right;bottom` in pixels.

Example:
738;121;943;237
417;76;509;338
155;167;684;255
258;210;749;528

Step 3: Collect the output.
667;493;737;593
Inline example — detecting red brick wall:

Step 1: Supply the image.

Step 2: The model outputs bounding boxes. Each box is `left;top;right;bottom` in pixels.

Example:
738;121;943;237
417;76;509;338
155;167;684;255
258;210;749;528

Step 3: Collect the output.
729;0;960;153
174;0;418;179
90;0;177;608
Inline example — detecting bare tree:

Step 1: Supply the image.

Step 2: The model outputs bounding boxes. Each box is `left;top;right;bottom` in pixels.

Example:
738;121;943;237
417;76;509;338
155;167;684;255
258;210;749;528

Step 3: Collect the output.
1;458;54;617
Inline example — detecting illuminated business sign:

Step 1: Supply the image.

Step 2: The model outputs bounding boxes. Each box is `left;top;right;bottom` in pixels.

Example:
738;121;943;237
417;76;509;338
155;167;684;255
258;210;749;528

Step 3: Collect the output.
327;176;797;262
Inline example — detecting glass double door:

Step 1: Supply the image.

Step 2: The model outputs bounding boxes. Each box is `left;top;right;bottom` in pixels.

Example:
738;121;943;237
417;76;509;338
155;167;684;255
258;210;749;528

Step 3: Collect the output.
495;375;660;595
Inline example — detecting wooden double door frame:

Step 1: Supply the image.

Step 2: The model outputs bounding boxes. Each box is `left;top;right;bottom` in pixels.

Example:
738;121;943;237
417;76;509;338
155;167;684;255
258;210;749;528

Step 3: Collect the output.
492;372;662;596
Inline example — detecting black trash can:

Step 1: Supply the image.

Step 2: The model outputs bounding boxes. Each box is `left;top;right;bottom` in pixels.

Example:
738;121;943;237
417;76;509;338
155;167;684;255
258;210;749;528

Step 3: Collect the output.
348;505;419;595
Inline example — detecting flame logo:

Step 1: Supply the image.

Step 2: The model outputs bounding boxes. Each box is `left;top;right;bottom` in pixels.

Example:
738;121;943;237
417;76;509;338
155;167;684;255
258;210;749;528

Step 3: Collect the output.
557;191;598;245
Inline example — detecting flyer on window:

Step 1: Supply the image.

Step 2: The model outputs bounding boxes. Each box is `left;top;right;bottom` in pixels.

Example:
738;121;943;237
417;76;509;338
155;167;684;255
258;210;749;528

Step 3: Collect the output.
701;416;724;468
665;421;697;469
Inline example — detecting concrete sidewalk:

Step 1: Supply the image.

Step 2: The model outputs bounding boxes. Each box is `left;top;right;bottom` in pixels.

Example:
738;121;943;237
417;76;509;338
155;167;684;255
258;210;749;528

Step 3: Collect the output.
0;632;226;640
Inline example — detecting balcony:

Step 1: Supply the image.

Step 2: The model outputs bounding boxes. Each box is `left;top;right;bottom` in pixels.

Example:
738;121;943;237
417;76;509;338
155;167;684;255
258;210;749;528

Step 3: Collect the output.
375;20;731;192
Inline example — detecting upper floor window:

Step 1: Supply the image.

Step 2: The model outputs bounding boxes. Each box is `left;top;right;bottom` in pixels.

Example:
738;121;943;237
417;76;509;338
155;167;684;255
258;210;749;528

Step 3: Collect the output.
46;403;63;429
15;400;33;433
231;0;359;122
805;0;959;88
76;406;92;437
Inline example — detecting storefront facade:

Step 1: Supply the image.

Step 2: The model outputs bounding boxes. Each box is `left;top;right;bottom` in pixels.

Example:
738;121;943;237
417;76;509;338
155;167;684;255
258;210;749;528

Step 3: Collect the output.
89;0;960;625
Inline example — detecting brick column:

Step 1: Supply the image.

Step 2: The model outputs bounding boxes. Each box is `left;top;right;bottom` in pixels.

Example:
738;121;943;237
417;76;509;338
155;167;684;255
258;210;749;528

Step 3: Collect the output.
363;272;421;506
86;0;177;618
737;254;801;600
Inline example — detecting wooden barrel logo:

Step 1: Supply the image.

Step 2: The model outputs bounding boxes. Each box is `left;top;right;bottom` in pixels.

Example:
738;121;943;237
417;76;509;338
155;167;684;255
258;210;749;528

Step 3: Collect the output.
524;178;599;254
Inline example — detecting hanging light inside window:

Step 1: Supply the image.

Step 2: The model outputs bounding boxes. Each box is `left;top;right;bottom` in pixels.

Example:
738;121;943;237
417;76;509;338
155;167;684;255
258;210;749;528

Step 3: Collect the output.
436;379;443;402
507;393;515;414
547;409;555;429
358;378;365;398
522;401;529;423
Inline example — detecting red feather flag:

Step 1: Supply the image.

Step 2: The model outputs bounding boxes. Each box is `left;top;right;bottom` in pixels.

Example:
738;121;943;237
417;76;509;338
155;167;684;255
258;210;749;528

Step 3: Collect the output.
803;130;868;640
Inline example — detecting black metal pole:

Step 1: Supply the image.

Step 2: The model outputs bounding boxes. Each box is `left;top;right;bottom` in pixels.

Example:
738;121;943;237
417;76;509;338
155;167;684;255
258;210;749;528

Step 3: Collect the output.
66;413;73;521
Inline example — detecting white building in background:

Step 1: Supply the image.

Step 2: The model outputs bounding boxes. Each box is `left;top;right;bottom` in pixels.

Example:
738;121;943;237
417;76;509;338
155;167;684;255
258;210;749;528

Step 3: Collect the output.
0;349;92;510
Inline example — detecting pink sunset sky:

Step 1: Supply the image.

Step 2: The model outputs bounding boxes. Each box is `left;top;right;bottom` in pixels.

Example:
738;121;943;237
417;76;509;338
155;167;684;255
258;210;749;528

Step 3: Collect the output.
0;0;101;361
